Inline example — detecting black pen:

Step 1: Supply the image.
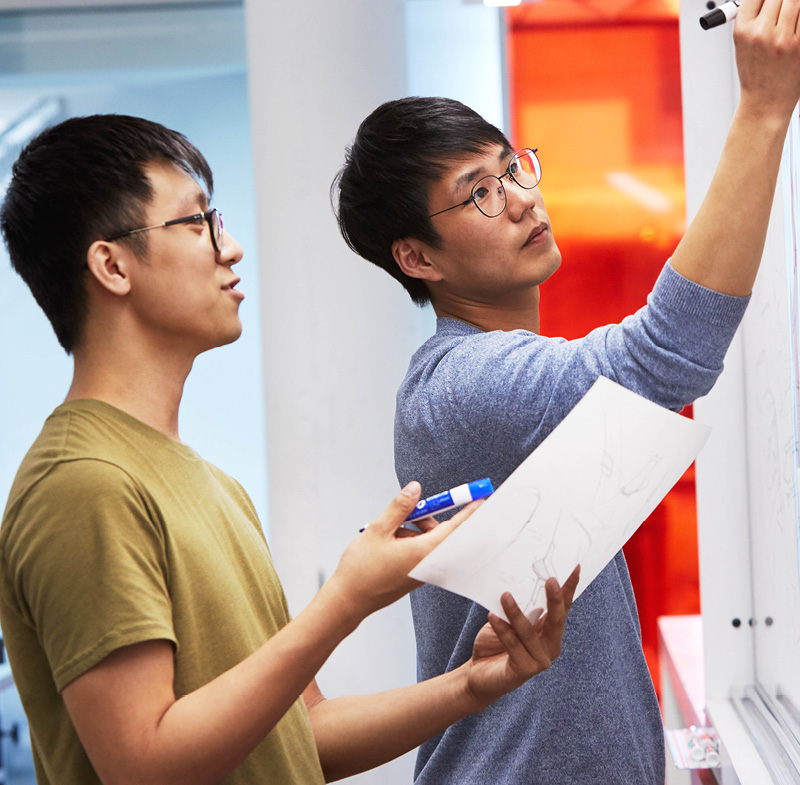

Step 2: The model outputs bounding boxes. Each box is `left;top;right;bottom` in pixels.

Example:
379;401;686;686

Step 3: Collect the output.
700;0;739;30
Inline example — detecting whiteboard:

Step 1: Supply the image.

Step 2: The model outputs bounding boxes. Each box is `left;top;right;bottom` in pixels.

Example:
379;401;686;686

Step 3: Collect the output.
681;0;800;709
745;117;800;703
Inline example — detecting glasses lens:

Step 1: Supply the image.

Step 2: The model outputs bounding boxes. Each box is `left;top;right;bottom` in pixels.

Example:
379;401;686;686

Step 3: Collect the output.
209;209;223;250
472;175;506;218
509;149;541;189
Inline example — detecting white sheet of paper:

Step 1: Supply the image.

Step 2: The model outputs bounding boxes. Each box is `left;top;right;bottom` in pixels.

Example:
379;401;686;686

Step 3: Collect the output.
409;376;711;621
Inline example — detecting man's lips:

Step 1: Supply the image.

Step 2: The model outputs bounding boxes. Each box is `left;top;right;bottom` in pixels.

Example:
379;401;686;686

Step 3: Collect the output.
523;223;549;248
222;277;244;300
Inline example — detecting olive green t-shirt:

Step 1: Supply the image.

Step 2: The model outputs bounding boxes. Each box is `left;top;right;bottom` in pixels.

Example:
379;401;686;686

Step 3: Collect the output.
0;399;324;785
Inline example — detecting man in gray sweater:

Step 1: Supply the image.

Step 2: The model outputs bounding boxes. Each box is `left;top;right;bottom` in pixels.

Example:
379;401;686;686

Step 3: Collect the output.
333;2;800;782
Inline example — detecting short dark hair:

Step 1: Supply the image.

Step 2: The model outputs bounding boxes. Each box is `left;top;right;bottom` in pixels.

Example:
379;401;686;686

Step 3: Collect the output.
332;96;511;306
1;114;213;354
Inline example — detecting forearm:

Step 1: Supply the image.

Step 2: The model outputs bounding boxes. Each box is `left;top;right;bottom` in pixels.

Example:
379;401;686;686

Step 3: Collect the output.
309;664;480;782
670;96;791;296
157;583;361;784
309;571;578;782
75;580;360;785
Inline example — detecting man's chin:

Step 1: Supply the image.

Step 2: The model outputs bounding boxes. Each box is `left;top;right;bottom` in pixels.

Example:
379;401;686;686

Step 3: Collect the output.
535;248;562;287
201;323;243;354
220;325;244;347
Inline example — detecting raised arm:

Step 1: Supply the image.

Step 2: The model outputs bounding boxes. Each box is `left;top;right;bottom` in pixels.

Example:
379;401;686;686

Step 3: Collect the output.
670;0;800;295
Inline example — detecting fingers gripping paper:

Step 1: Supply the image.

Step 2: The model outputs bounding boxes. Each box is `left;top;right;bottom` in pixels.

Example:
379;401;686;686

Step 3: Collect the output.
409;377;711;621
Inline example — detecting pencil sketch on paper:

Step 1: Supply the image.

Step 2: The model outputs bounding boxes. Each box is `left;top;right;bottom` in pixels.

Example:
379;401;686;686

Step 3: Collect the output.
455;487;592;618
409;377;711;621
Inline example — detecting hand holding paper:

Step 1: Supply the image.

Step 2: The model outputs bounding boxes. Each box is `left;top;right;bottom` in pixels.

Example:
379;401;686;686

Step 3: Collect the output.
460;566;581;711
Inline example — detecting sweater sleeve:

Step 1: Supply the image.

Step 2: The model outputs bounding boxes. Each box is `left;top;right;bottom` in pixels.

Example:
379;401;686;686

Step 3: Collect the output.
431;263;748;459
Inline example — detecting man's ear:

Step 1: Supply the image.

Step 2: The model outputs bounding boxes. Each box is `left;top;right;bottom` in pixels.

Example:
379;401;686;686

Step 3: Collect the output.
392;238;443;283
85;240;132;297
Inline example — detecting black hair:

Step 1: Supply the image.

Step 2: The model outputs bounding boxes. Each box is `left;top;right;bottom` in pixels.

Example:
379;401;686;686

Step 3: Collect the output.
332;96;511;306
1;114;213;354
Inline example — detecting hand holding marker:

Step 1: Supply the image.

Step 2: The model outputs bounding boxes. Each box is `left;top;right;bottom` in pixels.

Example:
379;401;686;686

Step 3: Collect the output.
699;0;739;29
360;478;494;532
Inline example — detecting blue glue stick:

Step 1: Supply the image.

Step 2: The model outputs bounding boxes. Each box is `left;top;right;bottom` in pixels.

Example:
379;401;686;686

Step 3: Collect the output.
405;478;494;522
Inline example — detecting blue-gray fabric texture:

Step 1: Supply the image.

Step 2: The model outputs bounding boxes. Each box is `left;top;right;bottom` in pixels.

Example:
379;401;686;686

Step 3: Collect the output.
394;262;749;785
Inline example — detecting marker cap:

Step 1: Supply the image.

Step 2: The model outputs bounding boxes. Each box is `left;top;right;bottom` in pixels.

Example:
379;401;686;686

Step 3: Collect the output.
467;478;494;500
699;8;725;29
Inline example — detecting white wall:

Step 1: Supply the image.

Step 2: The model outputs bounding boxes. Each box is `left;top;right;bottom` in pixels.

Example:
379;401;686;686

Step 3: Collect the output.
245;3;422;783
406;0;507;133
245;1;506;782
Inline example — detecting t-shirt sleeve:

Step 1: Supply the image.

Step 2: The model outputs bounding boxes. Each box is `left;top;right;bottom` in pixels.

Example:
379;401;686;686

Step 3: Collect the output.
6;458;176;692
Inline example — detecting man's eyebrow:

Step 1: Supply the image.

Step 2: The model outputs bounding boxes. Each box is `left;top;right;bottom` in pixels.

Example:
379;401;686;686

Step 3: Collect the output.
178;189;209;214
452;149;512;196
453;166;487;196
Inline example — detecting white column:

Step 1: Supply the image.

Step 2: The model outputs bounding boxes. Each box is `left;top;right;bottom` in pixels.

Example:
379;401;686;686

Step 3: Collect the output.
244;5;429;782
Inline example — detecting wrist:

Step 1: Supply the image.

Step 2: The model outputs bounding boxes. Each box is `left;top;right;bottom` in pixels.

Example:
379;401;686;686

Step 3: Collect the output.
314;573;366;637
449;662;493;717
734;94;794;136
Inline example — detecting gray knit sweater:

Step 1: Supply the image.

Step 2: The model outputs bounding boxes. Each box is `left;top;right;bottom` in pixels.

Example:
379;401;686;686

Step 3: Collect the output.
394;263;749;785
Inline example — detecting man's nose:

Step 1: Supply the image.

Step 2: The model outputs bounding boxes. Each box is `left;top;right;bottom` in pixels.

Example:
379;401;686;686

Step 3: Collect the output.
505;180;539;220
218;232;244;265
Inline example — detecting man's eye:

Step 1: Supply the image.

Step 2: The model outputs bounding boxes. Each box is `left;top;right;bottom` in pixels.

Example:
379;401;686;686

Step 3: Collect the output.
509;162;519;175
473;186;490;202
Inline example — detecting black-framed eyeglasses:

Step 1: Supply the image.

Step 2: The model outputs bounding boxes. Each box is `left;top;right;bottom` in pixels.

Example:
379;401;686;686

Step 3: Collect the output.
428;148;542;219
106;208;224;253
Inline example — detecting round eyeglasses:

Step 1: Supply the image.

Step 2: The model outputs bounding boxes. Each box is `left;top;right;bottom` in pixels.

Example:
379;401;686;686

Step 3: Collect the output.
106;208;224;253
428;148;541;219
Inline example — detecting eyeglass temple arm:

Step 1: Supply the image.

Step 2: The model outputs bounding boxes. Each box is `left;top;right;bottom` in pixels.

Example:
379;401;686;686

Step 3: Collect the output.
107;211;216;241
108;216;197;241
429;198;474;219
107;223;164;240
162;213;206;228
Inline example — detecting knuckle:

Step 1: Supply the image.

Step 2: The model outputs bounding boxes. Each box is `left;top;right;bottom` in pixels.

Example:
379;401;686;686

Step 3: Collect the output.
773;38;790;56
538;656;552;671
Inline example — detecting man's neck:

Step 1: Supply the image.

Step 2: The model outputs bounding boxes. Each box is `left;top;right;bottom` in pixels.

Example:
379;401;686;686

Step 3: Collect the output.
432;287;542;334
66;339;193;441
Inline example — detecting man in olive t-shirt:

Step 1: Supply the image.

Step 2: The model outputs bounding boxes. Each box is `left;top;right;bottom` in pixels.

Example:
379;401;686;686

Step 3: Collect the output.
2;400;325;785
0;114;578;785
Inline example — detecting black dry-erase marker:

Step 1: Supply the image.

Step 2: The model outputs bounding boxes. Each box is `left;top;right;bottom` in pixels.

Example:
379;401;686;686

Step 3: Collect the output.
700;1;739;30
